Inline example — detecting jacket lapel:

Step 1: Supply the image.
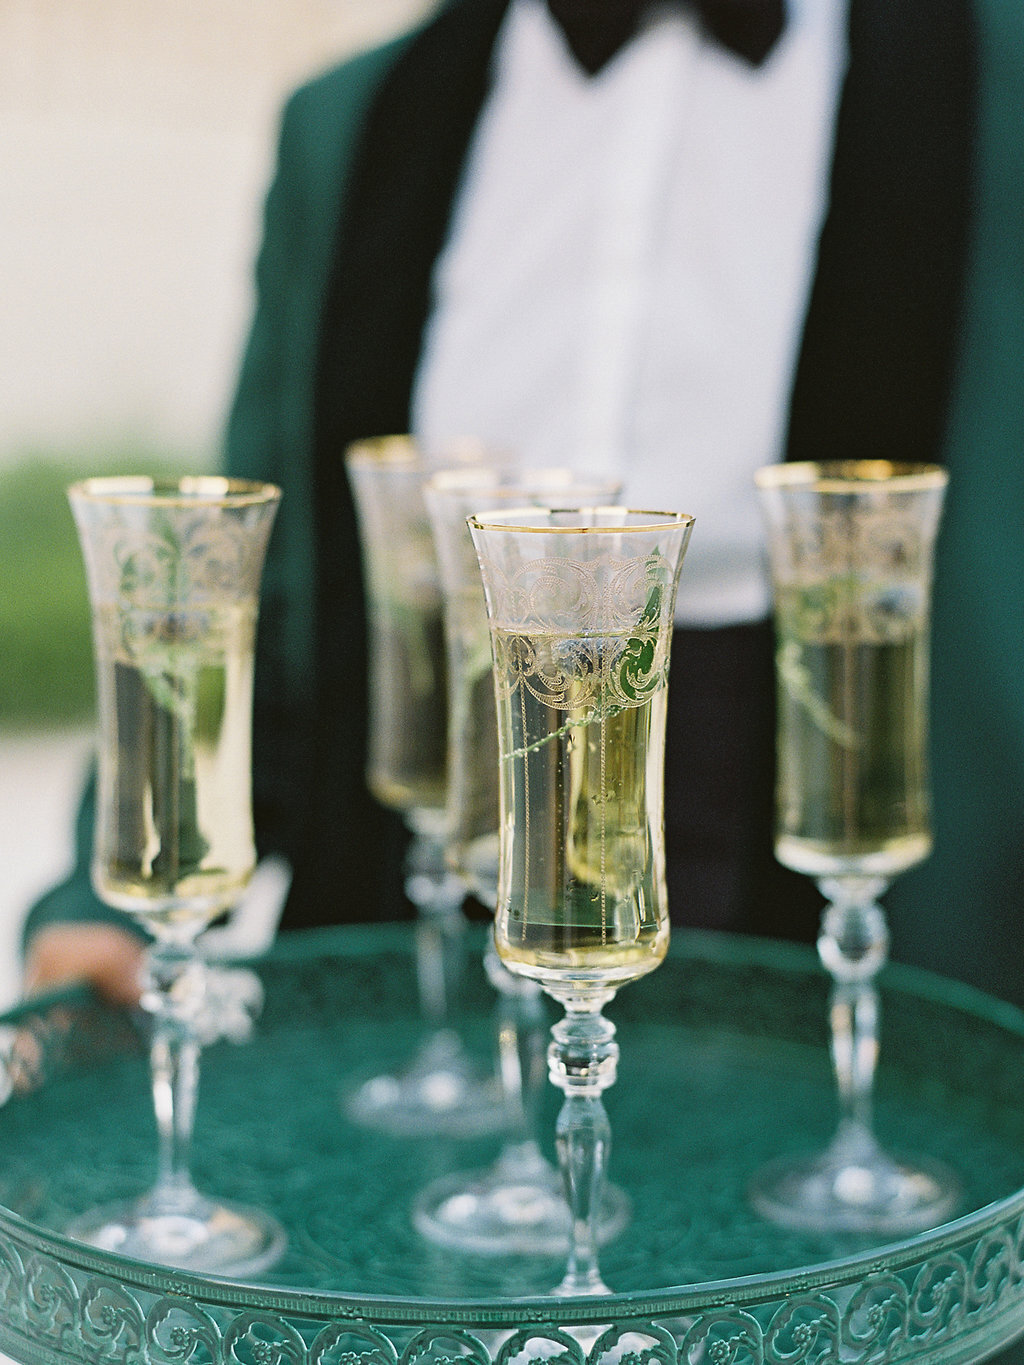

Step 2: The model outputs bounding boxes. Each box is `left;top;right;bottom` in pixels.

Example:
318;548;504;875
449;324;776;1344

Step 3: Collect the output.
310;0;511;706
294;0;511;930
314;0;512;457
785;0;976;465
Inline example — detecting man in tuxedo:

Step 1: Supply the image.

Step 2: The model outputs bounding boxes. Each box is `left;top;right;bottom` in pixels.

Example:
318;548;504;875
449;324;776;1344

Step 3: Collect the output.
23;0;978;994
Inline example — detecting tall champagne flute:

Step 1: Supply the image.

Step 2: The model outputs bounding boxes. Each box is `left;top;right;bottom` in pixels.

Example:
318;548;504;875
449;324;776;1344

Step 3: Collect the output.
66;475;286;1274
470;507;693;1295
416;468;630;1256
748;461;959;1234
345;437;502;1136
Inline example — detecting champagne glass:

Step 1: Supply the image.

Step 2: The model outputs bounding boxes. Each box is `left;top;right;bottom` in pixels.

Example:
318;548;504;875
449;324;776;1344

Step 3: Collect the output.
65;475;286;1275
748;460;959;1234
469;507;694;1294
345;437;502;1137
416;468;630;1256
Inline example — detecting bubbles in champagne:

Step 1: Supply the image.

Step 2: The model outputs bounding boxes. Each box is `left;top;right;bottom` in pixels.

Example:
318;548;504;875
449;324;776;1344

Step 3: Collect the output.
443;586;501;905
365;605;448;818
774;584;933;878
492;628;670;994
91;602;257;931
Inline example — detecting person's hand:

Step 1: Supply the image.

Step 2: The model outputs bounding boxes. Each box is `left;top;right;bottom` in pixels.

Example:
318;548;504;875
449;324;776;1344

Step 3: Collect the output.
23;923;146;1008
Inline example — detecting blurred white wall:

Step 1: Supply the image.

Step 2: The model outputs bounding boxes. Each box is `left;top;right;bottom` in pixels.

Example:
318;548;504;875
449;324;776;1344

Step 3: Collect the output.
0;0;433;461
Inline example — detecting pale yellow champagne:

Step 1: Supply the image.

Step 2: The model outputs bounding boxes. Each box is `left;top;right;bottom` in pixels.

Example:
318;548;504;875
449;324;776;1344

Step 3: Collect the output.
493;629;670;992
774;588;932;878
444;587;501;905
92;603;257;932
365;605;448;817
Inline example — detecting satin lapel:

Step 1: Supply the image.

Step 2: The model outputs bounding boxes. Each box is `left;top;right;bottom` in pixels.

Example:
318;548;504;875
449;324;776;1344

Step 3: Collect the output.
785;0;976;465
314;0;512;456
312;0;510;669
298;0;511;931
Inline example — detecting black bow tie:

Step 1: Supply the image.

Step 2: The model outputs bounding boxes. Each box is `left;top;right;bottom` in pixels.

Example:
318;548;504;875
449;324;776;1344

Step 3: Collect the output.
547;0;786;74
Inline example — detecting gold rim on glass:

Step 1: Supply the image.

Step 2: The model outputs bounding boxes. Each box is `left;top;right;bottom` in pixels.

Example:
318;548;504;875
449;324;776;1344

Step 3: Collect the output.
346;434;498;474
467;508;694;535
345;435;422;470
426;466;619;498
754;461;947;494
68;476;281;507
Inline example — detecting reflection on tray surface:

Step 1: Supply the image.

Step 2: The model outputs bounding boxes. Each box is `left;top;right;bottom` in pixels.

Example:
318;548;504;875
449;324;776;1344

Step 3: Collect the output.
1;937;1023;1301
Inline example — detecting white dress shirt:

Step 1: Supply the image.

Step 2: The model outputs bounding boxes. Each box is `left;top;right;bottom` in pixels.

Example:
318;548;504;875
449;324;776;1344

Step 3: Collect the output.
412;0;848;624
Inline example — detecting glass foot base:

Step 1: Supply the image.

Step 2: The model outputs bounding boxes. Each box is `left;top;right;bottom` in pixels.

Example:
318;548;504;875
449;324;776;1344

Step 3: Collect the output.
413;1145;631;1256
749;1140;960;1235
66;1190;287;1277
345;1029;505;1139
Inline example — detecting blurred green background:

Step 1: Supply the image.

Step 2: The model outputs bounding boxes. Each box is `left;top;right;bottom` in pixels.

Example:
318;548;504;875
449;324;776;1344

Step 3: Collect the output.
1;449;199;731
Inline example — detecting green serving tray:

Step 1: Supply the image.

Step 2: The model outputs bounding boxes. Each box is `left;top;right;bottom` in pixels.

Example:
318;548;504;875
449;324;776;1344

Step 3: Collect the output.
1;924;1023;1365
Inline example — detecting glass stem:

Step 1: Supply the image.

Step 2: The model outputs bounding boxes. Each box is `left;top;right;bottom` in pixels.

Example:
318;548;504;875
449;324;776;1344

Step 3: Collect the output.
405;833;466;1028
817;877;890;1152
548;1000;618;1296
487;943;548;1153
141;939;206;1211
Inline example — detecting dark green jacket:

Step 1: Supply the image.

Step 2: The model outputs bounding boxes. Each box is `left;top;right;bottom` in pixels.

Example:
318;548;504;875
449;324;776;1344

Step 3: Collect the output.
886;0;1024;1001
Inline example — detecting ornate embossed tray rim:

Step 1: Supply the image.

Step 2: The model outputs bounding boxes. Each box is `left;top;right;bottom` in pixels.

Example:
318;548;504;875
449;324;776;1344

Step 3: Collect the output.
3;930;1024;1365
